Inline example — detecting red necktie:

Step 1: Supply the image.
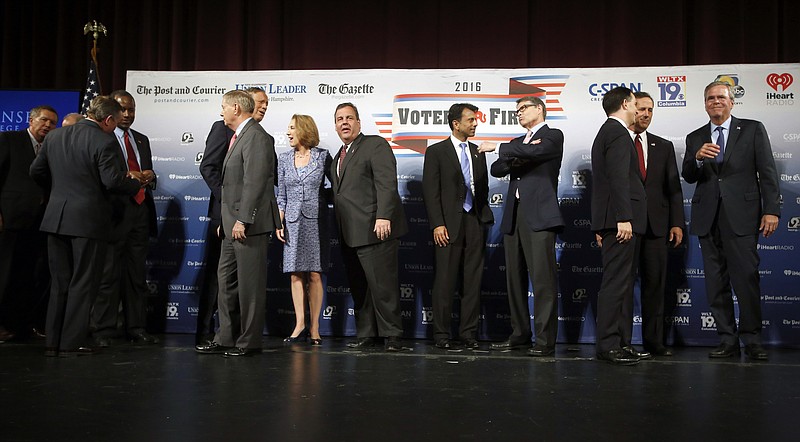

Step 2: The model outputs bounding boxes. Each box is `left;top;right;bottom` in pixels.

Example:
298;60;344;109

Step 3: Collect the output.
635;134;646;180
124;131;145;205
338;145;347;177
228;133;237;151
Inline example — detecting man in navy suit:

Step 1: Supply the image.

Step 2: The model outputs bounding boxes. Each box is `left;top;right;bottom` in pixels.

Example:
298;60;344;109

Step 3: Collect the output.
626;91;684;357
590;87;646;365
423;103;494;350
30;96;142;356
0;105;58;341
92;90;159;347
682;81;780;361
483;96;564;356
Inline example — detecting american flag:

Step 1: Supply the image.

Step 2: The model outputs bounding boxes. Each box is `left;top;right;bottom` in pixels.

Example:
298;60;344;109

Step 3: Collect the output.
81;59;101;114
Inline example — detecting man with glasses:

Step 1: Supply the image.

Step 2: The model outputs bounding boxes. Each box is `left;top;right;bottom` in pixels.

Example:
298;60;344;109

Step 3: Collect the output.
481;96;564;356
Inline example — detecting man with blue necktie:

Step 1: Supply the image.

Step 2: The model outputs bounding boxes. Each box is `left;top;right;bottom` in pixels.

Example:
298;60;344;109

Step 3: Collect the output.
682;81;780;361
423;103;494;350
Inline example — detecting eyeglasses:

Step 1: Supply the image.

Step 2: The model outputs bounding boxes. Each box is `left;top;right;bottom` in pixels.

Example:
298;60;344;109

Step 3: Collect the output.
516;103;536;114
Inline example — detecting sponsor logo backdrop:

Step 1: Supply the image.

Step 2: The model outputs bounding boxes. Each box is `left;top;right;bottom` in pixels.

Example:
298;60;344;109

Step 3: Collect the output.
128;63;800;346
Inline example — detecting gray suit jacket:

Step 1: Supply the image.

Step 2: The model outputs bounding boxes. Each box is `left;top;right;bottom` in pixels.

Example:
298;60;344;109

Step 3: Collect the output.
220;118;280;236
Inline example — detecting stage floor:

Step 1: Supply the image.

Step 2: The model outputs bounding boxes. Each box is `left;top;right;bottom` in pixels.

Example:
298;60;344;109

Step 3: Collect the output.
2;335;798;441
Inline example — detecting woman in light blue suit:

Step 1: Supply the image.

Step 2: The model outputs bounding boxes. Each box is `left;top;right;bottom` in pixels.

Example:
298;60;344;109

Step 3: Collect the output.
275;115;332;345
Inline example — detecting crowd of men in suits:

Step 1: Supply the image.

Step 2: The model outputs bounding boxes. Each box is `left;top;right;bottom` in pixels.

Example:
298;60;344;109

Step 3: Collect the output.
0;81;780;362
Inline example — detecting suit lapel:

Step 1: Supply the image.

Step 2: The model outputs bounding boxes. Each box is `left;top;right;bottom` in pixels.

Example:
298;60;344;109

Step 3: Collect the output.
223;119;253;172
724;117;741;165
338;134;362;183
446;138;461;170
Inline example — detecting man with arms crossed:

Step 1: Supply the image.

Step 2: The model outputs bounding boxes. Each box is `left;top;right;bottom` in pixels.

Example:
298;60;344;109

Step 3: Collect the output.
483;96;564;356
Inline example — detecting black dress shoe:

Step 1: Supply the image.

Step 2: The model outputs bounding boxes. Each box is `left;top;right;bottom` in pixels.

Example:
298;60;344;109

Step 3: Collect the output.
435;338;453;349
130;332;159;345
44;347;59;357
709;343;741;358
645;345;673;357
528;345;555;357
223;347;260;357
489;339;531;350
596;349;639;365
347;337;378;349
59;347;96;357
385;336;403;352
195;342;230;354
30;327;46;339
622;345;652;360
462;338;479;350
744;344;768;361
94;336;112;348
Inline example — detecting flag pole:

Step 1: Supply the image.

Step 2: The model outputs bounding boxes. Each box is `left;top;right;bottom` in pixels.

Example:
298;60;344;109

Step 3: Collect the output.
81;20;107;113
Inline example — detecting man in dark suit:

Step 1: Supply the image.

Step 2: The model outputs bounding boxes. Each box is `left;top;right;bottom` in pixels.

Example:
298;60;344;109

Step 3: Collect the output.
625;92;684;357
197;87;267;345
590;86;646;365
0;105;58;341
195;90;279;357
330;102;408;352
482;96;564;356
682;81;780;361
92;90;159;347
423;103;494;350
30;96;142;356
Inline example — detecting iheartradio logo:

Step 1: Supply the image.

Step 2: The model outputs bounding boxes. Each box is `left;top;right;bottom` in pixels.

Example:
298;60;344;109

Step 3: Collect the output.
766;73;793;91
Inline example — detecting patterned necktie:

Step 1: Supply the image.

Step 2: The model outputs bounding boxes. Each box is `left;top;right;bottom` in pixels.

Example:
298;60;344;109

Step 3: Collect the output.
635;134;646;180
338;145;347;177
715;126;725;164
460;143;473;212
124;131;145;205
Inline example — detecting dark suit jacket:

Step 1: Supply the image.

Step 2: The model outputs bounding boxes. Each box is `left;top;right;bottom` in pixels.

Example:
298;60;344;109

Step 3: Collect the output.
490;124;564;234
642;132;684;236
29;119;141;241
682;117;780;236
591;118;647;234
423;138;493;238
111;128;158;237
220;118;280;235
200;120;234;224
330;132;408;248
0;130;45;230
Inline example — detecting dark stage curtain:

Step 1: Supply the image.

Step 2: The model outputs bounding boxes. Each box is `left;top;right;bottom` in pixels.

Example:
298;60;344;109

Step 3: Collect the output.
1;0;799;93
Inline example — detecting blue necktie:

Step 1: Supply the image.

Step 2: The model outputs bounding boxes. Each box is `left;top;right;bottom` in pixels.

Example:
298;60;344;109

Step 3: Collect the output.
715;126;725;164
460;143;473;212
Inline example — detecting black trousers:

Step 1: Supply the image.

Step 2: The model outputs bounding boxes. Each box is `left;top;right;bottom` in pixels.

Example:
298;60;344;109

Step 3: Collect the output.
431;210;484;341
341;238;403;338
